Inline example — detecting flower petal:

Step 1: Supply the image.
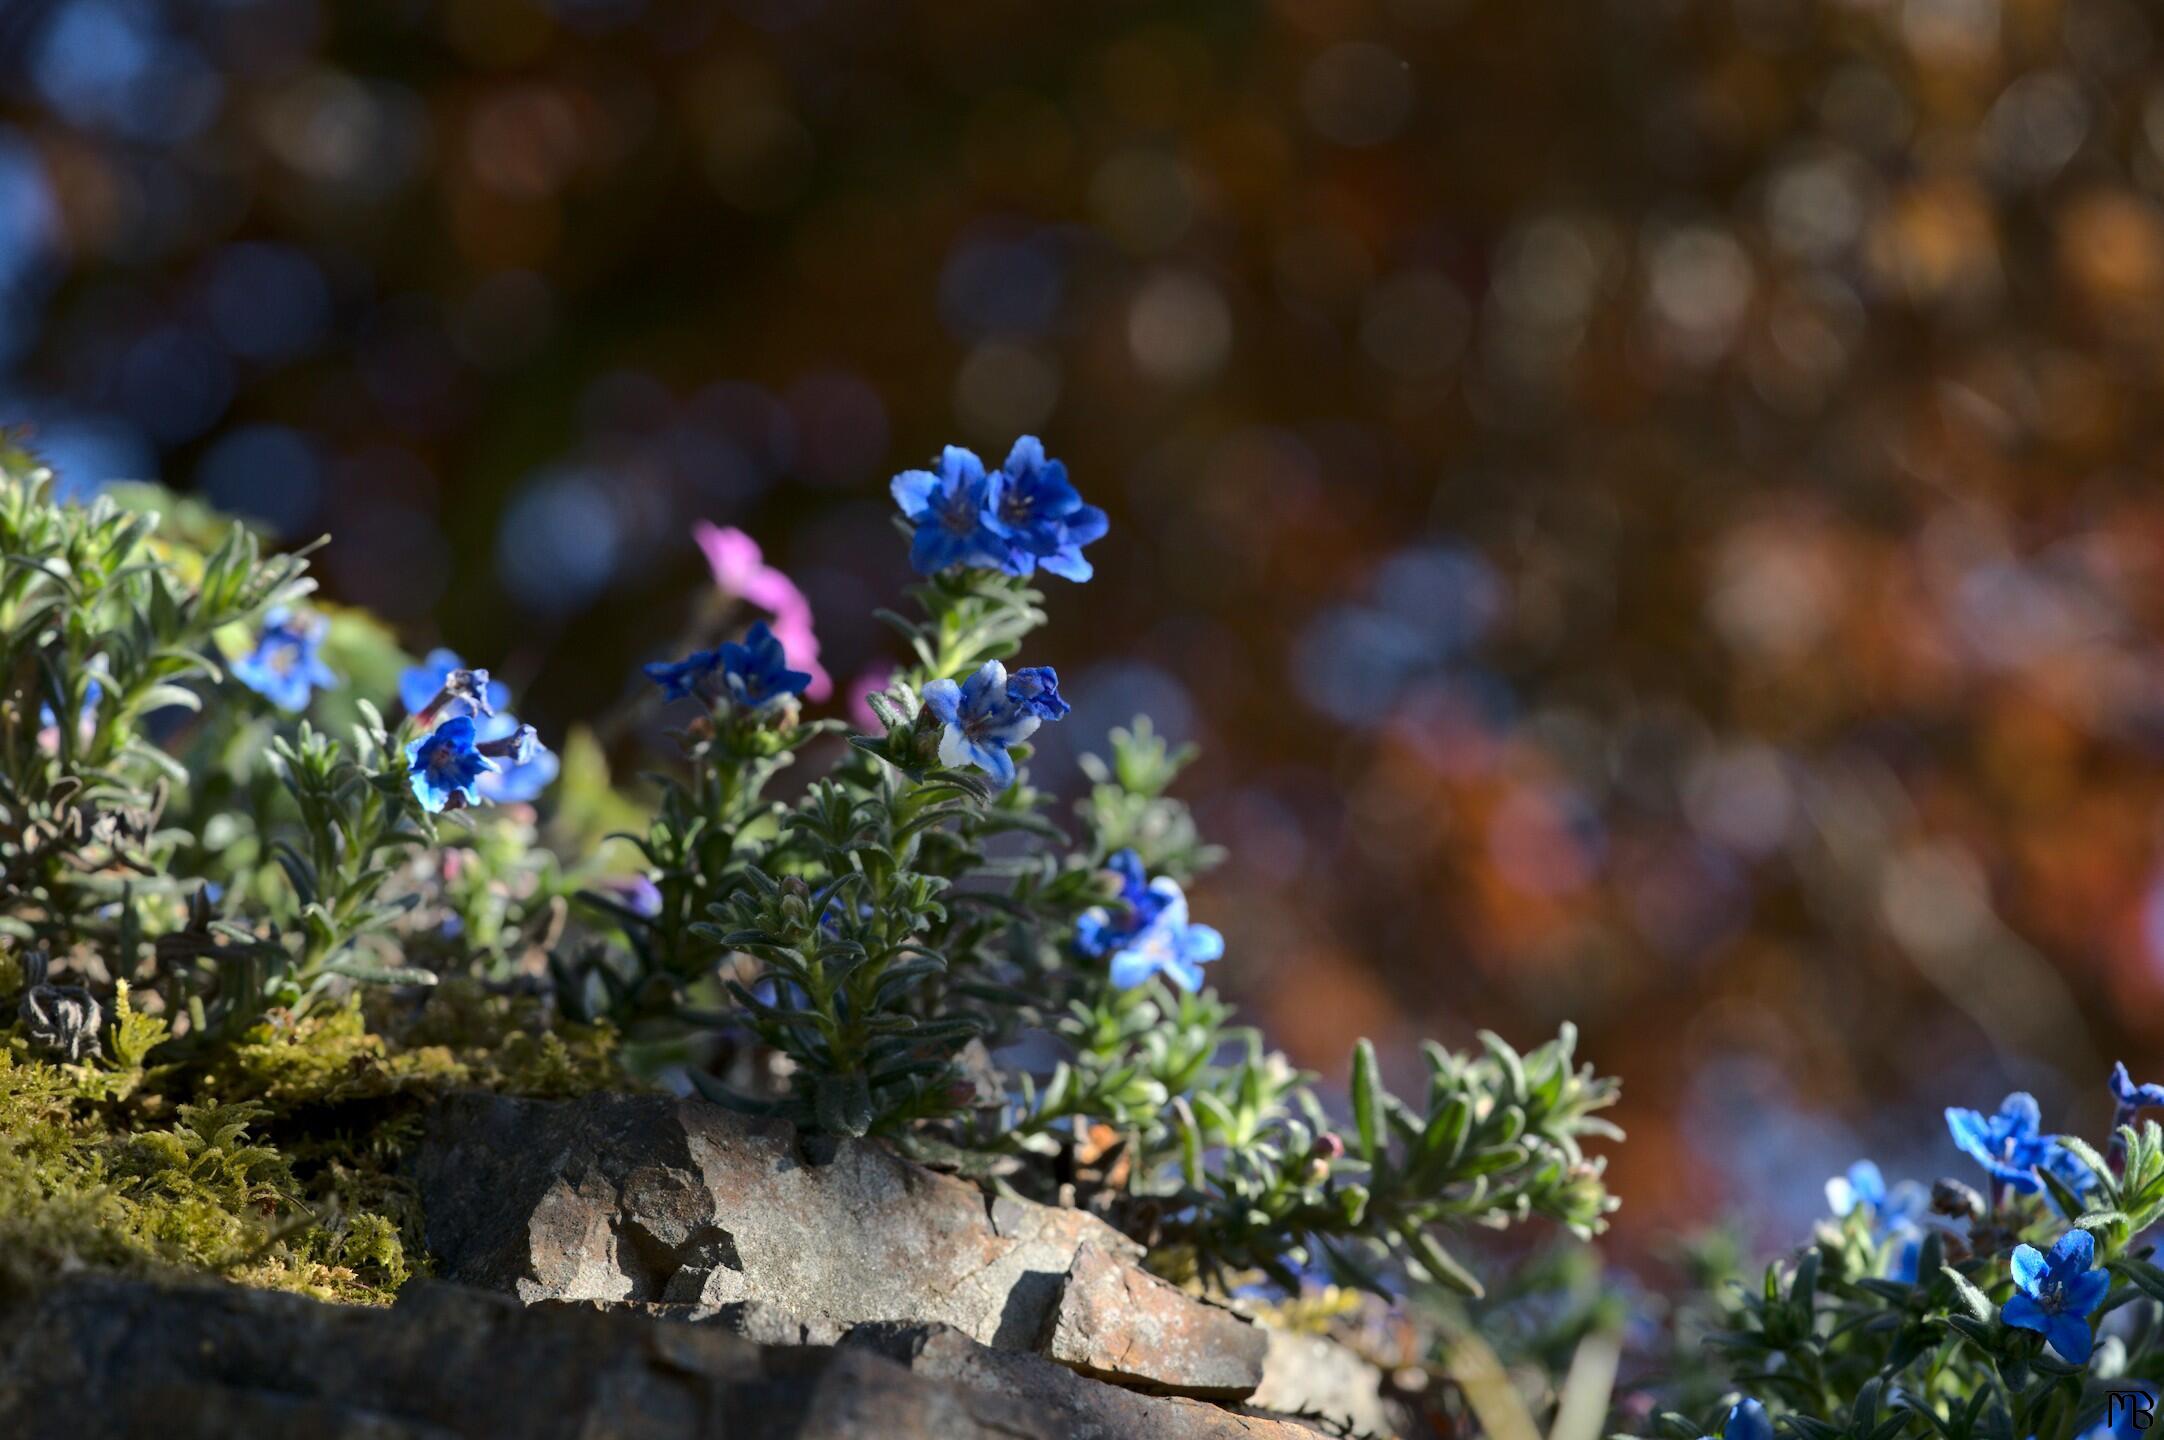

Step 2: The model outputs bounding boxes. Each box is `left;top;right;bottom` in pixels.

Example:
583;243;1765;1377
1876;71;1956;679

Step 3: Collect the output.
2050;1226;2098;1277
2001;1292;2049;1335
890;469;939;515
1999;1091;2043;1140
2065;1268;2111;1318
2047;1311;2095;1364
2011;1243;2049;1295
1946;1107;1993;1163
921;679;962;726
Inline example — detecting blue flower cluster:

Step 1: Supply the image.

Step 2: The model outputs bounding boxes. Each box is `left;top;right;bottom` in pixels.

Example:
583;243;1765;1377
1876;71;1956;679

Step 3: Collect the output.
891;436;1107;580
233;608;337;712
401;650;557;804
642;621;813;711
1075;848;1224;993
921;659;1067;789
1945;1092;2092;1199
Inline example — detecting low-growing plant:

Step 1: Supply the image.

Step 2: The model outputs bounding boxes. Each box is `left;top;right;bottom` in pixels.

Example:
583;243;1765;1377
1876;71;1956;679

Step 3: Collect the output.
0;426;1619;1325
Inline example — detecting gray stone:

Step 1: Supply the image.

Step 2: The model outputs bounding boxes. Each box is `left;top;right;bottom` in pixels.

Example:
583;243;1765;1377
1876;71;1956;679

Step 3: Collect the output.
845;1320;1325;1440
1252;1326;1397;1438
418;1090;1144;1349
0;1275;1334;1440
1035;1239;1271;1399
0;1275;1052;1440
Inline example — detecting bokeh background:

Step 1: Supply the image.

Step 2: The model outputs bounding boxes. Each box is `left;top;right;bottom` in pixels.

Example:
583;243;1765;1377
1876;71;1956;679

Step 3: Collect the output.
3;0;2162;1254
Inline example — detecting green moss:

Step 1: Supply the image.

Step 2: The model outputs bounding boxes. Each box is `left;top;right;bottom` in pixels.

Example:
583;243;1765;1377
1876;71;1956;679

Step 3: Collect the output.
0;979;629;1305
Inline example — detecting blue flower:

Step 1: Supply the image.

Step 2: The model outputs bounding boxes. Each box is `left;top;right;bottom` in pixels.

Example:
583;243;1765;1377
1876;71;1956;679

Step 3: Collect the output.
233;609;338;712
2111;1062;2164;1114
405;715;496;814
400;648;509;721
1714;1399;1773;1440
643;648;723;701
1076;849;1172;957
892;446;1008;576
1106;878;1224;992
1826;1159;1927;1226
719;621;813;710
474;713;558;804
2003;1227;2109;1364
985;437;1108;583
1947;1093;2090;1196
921;659;1066;788
1004;665;1068;720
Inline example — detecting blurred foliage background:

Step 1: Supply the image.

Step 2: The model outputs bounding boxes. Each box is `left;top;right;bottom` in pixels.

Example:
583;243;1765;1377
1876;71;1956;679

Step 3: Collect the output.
2;0;2161;1257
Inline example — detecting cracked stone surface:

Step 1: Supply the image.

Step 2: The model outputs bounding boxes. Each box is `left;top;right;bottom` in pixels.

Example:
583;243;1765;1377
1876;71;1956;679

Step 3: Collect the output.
417;1091;1146;1349
1034;1240;1271;1399
0;1277;1339;1440
0;1276;1061;1440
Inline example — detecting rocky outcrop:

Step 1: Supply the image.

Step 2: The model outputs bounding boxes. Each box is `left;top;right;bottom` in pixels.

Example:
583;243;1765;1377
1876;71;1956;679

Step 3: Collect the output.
416;1091;1271;1400
1036;1240;1270;1398
0;1277;1328;1440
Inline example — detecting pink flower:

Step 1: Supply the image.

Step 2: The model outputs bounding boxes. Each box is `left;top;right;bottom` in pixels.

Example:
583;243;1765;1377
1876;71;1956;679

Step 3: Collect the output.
694;521;832;700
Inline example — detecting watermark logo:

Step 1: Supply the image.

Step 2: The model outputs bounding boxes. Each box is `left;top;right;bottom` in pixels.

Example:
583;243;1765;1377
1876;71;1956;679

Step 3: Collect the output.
2107;1391;2157;1431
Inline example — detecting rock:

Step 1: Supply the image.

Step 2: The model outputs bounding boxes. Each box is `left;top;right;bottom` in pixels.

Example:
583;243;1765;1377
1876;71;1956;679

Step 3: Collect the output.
1252;1327;1397;1438
0;1276;1329;1440
1035;1240;1271;1399
418;1091;1144;1351
845;1320;1324;1440
0;1275;1050;1440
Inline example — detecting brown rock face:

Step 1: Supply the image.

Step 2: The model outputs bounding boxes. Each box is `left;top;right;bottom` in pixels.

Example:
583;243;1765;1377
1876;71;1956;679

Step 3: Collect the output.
0;1277;1330;1440
417;1090;1143;1350
1035;1240;1271;1399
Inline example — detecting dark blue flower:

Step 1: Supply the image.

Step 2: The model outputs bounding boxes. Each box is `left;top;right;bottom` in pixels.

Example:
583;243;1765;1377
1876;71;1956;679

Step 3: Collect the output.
233;609;338;712
1106;879;1224;992
400;648;509;721
2003;1227;2109;1364
643;648;723;701
405;715;496;814
1005;665;1068;720
986;436;1108;583
2111;1062;2164;1114
1716;1399;1773;1440
922;659;1066;788
1947;1093;2090;1196
474;714;557;804
892;446;1008;576
719;621;814;710
1076;849;1172;957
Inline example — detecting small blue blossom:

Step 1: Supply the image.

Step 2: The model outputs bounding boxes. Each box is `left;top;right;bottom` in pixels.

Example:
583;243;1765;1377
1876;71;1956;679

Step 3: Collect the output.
892;446;1008;576
475;714;558;804
1076;850;1172;957
2003;1227;2109;1364
1947;1093;2091;1196
985;437;1108;583
400;648;509;721
1106;878;1224;992
1005;665;1068;720
2111;1062;2164;1114
921;659;1066;789
643;648;723;701
1712;1399;1773;1440
405;715;496;814
233;609;338;712
603;874;663;919
719;621;814;710
1826;1159;1927;1227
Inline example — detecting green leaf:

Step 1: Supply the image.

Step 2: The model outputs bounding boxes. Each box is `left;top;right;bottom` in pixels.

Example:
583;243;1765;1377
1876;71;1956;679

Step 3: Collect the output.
1351;1038;1383;1164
